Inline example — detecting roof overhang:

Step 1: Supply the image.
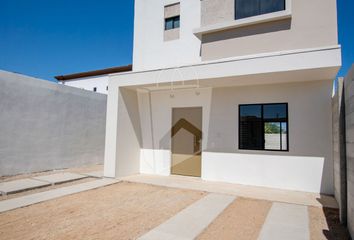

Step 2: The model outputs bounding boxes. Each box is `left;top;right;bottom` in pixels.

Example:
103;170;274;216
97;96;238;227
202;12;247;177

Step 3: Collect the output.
55;64;132;81
109;46;341;90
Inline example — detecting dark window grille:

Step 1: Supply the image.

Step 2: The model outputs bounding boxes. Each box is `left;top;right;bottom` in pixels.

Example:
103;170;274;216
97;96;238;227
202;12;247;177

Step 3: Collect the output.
235;0;286;20
239;103;289;151
165;16;180;30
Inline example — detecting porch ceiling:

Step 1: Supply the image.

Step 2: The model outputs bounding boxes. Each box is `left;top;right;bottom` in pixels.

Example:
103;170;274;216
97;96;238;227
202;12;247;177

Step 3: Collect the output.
109;45;341;90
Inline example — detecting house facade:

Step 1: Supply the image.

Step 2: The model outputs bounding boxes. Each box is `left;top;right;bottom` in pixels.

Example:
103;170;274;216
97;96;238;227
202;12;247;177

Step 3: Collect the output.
104;0;341;194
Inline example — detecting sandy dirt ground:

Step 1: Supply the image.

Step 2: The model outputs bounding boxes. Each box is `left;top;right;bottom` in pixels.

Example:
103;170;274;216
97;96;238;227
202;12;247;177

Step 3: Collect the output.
0;164;103;182
0;182;205;240
197;197;272;240
308;206;351;240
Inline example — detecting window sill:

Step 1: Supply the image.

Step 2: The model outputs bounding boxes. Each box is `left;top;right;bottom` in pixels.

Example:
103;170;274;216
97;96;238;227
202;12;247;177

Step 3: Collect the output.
238;148;289;153
193;10;292;38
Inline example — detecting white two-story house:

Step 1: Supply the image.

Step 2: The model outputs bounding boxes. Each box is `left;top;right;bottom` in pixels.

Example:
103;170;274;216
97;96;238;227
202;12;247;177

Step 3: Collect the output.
104;0;341;194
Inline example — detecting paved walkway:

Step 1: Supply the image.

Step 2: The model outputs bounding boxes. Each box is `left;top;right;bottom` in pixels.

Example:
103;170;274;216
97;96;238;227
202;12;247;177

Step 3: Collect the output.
0;178;119;213
0;174;339;239
0;179;50;195
138;193;313;240
123;174;338;208
84;171;103;178
258;202;309;240
139;193;236;240
32;172;86;185
0;171;103;195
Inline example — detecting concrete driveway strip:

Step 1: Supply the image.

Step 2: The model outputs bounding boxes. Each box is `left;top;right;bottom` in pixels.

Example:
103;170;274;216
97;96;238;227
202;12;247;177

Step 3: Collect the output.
138;193;236;240
0;178;120;213
0;179;51;195
32;172;87;185
83;171;103;178
258;202;310;240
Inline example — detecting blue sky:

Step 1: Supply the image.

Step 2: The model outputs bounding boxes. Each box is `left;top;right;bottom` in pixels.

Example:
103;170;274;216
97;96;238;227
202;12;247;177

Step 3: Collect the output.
337;0;354;77
0;0;134;81
0;0;353;82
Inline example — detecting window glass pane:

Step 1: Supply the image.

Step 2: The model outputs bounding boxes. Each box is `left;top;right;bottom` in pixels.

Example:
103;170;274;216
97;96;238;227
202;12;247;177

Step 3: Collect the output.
239;103;288;151
236;0;260;20
165;18;173;30
260;0;285;15
236;0;285;19
240;105;262;118
263;104;287;121
174;16;180;28
239;105;263;149
264;122;281;150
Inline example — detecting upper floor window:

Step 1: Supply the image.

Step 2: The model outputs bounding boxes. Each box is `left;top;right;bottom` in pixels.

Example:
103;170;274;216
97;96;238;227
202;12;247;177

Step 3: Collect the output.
164;3;180;41
165;16;180;30
239;103;288;151
235;0;286;20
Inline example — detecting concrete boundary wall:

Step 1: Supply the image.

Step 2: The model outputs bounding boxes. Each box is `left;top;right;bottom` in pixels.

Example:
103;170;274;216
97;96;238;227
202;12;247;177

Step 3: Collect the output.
332;77;347;223
0;71;107;176
334;64;354;238
344;65;354;238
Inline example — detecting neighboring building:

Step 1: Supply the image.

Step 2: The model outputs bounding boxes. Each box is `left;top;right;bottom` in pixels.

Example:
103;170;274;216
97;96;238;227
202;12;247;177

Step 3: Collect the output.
104;0;341;194
55;65;132;94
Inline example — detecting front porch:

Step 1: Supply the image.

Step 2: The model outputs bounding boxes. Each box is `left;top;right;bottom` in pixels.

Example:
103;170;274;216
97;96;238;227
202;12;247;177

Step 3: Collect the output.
104;46;341;194
122;174;338;208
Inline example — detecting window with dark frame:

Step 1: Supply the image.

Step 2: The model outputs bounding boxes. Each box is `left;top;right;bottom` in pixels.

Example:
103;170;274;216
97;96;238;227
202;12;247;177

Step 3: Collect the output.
239;103;288;151
165;16;180;30
235;0;286;20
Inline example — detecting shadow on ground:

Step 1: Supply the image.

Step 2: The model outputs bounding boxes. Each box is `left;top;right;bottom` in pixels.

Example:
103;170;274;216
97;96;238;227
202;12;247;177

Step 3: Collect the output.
322;208;351;240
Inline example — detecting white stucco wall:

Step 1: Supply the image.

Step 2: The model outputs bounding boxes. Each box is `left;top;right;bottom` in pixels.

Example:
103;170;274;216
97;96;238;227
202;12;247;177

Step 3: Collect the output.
137;80;334;194
104;87;141;178
200;0;338;61
138;87;212;176
133;0;201;71
60;75;108;94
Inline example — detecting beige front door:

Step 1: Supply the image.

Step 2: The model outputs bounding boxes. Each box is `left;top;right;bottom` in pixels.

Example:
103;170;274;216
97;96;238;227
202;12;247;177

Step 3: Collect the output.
171;107;202;177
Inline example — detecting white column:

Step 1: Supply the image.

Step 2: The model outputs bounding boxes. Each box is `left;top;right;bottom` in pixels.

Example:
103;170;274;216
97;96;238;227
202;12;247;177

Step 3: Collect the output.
103;81;120;178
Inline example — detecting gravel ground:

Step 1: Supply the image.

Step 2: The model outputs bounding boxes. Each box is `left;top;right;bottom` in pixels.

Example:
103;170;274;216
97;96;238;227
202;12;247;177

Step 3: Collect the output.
198;198;351;240
0;182;205;240
0;171;350;240
197;197;272;240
